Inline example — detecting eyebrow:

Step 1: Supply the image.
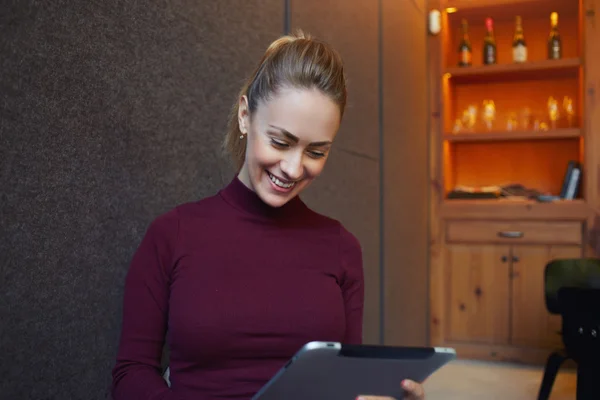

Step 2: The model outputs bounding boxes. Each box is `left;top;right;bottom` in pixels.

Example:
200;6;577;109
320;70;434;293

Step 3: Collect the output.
269;125;332;147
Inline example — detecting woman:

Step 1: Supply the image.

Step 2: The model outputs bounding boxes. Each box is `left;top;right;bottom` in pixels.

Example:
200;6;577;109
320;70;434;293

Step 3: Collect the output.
111;32;425;400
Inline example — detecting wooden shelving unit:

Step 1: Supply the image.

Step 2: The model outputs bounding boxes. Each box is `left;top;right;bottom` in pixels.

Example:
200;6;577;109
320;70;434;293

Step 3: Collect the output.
445;57;581;83
427;0;600;365
444;128;581;142
440;198;589;220
444;0;580;18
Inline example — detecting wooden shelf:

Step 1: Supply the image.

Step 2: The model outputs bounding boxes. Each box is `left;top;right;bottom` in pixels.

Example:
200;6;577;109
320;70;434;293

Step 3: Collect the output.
445;58;582;83
440;198;589;220
444;0;579;20
444;128;581;142
429;0;595;368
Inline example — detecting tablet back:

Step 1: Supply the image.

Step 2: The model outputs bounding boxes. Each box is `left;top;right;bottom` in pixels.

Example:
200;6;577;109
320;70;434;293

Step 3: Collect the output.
252;342;456;400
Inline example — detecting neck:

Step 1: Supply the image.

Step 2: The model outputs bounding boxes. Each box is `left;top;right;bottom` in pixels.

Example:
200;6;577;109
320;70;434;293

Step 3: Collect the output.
219;175;305;221
237;163;253;192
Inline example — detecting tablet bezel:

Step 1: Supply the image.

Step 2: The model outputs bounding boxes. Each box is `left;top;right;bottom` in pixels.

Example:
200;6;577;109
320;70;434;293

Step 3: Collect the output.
252;341;456;400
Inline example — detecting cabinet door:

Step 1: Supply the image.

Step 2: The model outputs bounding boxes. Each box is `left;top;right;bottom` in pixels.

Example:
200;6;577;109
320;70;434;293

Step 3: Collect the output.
510;245;582;348
447;244;511;344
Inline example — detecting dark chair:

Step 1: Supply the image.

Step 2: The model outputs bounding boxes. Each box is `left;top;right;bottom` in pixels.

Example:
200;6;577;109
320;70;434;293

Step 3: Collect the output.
537;258;600;400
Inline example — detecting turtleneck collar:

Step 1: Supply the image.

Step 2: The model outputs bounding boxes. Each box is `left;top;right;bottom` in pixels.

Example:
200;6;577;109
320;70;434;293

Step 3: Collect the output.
219;176;306;220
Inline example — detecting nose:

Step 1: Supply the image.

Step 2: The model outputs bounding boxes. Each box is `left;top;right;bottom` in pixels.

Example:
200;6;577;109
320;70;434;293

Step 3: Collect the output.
280;151;304;181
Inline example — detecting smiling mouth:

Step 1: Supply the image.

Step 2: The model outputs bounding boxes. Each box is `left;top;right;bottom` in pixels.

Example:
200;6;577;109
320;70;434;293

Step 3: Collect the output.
267;171;297;189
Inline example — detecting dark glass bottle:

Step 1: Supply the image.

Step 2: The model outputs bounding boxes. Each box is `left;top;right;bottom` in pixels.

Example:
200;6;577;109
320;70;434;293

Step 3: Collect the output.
483;17;497;65
512;16;527;63
548;12;561;60
458;19;472;67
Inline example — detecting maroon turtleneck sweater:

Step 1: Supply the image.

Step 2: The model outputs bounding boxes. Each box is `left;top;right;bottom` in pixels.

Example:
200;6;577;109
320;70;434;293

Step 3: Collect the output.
111;177;364;400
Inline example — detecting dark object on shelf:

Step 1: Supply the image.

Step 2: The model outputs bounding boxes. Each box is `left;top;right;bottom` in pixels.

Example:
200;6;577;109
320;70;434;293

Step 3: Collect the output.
446;158;582;201
446;186;500;199
548;12;562;60
446;191;499;199
458;18;472;67
537;259;600;400
483;17;497;65
500;183;542;199
536;195;562;202
512;15;527;63
559;160;582;200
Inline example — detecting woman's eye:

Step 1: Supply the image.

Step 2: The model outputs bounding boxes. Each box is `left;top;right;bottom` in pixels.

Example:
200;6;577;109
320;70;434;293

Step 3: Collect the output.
270;139;289;148
308;150;326;158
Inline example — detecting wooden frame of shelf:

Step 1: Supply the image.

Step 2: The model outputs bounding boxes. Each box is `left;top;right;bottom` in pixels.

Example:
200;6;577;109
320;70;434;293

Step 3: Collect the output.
444;128;581;142
442;0;582;24
440;198;590;220
445;57;582;83
444;0;577;11
427;0;600;366
440;0;585;197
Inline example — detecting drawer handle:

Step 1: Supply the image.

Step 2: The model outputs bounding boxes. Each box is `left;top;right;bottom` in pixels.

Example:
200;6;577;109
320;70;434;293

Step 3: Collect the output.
498;231;524;239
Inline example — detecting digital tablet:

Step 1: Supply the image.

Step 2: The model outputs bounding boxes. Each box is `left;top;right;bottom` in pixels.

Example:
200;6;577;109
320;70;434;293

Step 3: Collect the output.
252;341;456;400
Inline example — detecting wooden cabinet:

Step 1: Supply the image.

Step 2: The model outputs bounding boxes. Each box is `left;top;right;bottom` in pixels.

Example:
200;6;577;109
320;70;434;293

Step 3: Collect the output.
442;221;582;362
446;220;582;245
427;0;600;364
445;239;582;348
510;244;581;348
446;244;511;344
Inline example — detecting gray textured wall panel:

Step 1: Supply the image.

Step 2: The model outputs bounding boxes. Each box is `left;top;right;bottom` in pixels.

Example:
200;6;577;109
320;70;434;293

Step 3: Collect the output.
290;0;380;160
301;151;381;345
382;0;430;347
0;1;283;399
290;0;381;344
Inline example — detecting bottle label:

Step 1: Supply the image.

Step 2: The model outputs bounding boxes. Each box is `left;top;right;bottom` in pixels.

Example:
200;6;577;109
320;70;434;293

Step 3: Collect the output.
460;49;471;65
485;47;496;64
513;44;527;62
551;43;561;59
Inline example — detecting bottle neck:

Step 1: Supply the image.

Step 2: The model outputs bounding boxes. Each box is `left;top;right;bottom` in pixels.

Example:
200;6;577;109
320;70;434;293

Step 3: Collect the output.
514;26;524;40
460;21;469;39
485;18;494;35
550;14;559;30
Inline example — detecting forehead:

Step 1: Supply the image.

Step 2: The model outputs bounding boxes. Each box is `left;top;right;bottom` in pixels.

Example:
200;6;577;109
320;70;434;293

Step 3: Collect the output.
255;87;341;142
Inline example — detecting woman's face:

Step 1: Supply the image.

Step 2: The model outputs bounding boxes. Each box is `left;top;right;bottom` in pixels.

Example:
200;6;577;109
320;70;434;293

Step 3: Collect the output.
237;86;341;208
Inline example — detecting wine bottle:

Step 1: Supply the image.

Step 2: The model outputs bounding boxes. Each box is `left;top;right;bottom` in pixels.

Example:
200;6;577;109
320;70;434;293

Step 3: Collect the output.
483;17;497;65
512;16;527;63
548;12;561;59
458;19;472;67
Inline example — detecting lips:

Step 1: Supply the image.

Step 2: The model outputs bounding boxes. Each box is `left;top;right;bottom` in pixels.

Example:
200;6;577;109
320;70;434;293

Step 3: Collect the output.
267;171;296;190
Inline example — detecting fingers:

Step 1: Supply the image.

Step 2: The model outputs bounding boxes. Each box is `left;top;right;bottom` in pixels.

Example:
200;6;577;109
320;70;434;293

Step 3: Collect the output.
401;380;425;399
355;380;425;400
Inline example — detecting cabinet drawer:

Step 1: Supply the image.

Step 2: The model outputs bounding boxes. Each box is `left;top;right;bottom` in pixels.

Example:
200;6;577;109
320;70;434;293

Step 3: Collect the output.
446;220;582;245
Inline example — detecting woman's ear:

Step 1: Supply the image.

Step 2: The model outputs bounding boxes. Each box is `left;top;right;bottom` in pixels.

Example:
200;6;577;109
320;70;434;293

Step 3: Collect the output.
238;95;250;135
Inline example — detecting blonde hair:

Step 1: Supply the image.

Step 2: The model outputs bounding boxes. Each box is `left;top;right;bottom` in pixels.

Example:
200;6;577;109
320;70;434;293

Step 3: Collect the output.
223;31;347;171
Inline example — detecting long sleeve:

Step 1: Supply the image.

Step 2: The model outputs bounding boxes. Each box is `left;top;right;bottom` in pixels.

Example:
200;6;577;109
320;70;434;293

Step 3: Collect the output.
339;226;364;345
111;209;181;400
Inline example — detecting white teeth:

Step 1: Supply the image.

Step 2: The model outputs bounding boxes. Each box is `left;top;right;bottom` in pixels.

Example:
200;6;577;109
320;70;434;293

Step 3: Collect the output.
268;172;295;189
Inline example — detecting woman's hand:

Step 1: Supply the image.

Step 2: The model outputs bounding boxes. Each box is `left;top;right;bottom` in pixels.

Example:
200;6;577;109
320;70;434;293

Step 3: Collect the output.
356;379;425;400
401;379;425;399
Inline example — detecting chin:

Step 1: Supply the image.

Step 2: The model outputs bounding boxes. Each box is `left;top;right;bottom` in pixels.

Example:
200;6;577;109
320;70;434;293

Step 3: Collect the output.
259;192;290;208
